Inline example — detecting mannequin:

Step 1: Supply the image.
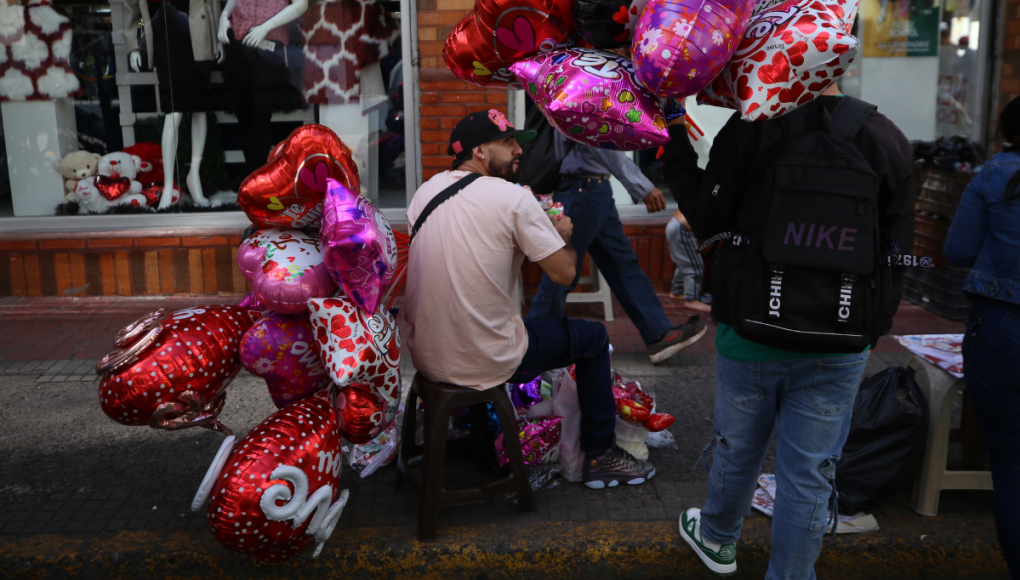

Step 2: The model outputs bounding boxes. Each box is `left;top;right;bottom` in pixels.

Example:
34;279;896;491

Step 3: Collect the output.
218;0;308;175
123;0;223;208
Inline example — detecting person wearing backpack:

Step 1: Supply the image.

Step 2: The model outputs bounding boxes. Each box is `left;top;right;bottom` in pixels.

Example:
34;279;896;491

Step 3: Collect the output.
943;96;1020;580
659;85;914;578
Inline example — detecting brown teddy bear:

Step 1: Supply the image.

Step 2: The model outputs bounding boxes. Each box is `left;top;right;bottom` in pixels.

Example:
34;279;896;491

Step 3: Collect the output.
55;151;102;202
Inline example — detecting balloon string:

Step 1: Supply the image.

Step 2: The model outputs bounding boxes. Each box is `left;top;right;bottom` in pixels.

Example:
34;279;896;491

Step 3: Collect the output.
384;265;408;311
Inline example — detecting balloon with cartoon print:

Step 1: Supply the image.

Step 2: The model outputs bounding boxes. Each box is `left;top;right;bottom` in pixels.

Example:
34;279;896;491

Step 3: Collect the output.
443;0;576;89
697;0;860;120
240;312;332;409
511;48;670;150
319;179;397;315
237;228;337;315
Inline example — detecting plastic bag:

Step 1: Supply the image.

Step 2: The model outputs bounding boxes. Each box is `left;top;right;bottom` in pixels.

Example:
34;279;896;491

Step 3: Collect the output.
553;371;584;482
615;417;649;460
836;367;928;513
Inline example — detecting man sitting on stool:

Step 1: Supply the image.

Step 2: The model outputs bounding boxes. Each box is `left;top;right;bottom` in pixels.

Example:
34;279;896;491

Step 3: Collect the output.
404;110;655;489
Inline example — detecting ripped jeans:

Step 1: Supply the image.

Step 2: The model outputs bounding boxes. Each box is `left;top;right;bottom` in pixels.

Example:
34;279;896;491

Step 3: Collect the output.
699;352;869;580
506;318;616;458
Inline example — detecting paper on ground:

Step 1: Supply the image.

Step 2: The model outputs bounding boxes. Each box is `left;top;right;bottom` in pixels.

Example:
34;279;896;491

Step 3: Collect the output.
751;474;879;534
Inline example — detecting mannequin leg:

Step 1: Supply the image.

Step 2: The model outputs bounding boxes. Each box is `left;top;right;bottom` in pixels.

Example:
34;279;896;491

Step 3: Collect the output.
159;112;184;210
187;112;208;205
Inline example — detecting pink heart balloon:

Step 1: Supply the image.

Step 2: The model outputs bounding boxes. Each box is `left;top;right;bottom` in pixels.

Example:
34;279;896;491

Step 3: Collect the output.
240;312;332;409
237;228;337;314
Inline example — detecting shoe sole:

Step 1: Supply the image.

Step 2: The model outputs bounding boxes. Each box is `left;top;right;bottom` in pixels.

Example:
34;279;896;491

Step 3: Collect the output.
649;324;708;364
678;515;737;576
584;468;656;490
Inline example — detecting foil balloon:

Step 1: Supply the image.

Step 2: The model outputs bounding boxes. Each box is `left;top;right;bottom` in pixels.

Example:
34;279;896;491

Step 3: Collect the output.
329;384;396;444
237;124;360;230
240;312;332;409
509;377;543;409
308;296;401;403
442;0;576;89
698;0;859;120
96;306;254;434
237;228;337;314
195;392;349;562
319;179;398;314
495;417;562;467
631;0;756;98
511;49;670;150
574;0;650;49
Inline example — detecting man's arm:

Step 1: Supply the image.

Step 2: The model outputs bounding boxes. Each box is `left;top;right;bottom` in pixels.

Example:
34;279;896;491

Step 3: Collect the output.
659;113;753;238
535;215;577;285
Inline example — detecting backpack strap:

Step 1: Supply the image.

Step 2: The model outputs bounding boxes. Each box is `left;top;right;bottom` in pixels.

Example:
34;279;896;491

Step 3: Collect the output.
829;97;876;142
410;172;483;242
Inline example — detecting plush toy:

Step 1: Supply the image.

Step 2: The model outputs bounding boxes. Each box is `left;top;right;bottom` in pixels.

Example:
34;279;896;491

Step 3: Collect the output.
73;151;147;214
122;142;164;185
54;151;101;202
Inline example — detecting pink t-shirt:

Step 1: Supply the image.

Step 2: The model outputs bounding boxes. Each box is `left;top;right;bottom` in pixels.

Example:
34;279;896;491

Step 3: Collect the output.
230;0;290;45
404;171;565;388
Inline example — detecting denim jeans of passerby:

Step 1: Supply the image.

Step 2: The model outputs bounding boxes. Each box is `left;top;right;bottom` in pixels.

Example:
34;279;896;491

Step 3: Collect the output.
506;318;616;457
524;177;673;345
700;352;870;580
962;298;1020;579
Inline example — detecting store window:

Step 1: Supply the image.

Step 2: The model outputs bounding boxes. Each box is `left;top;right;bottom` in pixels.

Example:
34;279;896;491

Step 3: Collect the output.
936;0;984;141
0;0;411;220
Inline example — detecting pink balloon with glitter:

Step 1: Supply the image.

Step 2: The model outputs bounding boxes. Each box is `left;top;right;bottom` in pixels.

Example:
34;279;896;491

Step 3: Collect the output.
510;49;669;151
495;417;563;467
319;179;398;314
630;0;755;98
237;228;337;314
240;312;332;409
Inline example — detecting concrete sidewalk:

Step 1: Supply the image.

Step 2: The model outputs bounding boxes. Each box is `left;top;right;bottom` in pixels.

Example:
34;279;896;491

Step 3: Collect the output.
0;295;1003;579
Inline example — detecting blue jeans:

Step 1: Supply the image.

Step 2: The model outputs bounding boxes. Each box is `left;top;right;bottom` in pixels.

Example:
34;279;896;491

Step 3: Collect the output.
701;352;870;580
963;298;1020;579
525;177;672;345
507;318;616;457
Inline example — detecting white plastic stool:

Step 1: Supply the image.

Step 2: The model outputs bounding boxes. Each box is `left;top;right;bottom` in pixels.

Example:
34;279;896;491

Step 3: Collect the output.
908;355;993;516
565;263;614;321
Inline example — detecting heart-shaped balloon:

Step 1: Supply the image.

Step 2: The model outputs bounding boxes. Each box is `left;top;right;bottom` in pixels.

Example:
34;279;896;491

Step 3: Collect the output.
511;49;670;150
574;0;649;49
697;0;859;120
442;0;576;89
320;179;398;315
329;384;395;444
238;124;360;229
97;306;254;434
308;296;401;403
631;0;756;98
237;228;337;315
240;312;332;409
198;391;348;562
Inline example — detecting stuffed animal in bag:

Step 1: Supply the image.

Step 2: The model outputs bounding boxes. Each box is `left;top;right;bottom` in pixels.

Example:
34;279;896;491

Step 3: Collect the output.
74;152;147;214
55;151;101;202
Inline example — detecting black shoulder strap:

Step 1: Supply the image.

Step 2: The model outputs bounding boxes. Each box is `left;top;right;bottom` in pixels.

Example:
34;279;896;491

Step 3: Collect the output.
410;172;483;242
829;97;876;141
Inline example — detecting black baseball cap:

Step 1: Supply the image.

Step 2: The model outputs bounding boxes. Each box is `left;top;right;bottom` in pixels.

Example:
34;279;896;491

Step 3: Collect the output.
447;109;536;168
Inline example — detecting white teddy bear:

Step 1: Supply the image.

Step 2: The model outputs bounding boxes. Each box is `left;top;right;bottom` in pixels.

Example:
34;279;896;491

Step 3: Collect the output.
74;151;147;214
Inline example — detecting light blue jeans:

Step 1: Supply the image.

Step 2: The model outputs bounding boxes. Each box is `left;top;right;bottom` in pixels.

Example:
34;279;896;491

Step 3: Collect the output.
700;352;870;580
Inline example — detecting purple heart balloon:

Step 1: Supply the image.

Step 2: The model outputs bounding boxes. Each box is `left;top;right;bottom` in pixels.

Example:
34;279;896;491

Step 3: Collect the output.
240;312;332;409
319;179;398;314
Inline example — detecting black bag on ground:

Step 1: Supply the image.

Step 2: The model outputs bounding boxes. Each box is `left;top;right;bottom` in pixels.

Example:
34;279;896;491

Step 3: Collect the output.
836;366;928;513
517;103;567;195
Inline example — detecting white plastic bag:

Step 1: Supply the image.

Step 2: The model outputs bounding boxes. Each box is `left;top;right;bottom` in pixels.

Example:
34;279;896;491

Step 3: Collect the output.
615;417;650;460
552;372;584;482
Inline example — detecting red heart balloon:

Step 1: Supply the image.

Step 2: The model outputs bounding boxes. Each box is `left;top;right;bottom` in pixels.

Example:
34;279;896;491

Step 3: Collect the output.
97;306;254;434
442;0;576;89
238;124;360;230
330;384;395;443
202;392;348;562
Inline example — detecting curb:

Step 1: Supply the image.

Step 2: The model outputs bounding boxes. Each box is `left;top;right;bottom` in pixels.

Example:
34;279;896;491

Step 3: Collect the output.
0;518;1008;579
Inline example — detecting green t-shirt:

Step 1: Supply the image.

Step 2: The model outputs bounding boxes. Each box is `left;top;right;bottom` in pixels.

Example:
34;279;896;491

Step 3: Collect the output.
715;323;867;362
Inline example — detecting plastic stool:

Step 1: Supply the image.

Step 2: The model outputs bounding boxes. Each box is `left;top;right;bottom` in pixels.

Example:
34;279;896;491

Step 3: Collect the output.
566;262;614;321
908;355;993;516
396;372;537;541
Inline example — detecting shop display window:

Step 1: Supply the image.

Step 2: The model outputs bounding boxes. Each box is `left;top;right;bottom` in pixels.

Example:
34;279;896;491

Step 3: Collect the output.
0;0;411;219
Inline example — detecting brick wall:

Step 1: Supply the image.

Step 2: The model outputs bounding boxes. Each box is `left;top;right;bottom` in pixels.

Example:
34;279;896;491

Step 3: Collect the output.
416;0;508;181
995;0;1020;148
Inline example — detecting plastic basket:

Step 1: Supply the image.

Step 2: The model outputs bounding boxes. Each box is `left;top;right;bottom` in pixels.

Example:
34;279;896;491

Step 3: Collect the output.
903;268;972;320
914;167;975;220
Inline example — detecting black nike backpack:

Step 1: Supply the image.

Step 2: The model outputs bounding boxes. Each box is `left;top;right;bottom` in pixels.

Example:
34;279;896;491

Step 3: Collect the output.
727;97;892;352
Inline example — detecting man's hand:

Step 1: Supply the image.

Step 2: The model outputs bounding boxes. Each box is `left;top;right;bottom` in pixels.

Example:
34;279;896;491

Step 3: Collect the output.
552;215;573;243
644;188;667;213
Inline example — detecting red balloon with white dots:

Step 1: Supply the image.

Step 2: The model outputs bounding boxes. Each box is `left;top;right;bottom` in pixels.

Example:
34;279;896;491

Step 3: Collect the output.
96;305;254;434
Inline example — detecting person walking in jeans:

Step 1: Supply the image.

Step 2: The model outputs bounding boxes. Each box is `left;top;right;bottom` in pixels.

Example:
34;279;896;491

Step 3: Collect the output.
405;110;655;489
944;96;1020;579
660;86;914;578
525;130;707;364
666;209;711;312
